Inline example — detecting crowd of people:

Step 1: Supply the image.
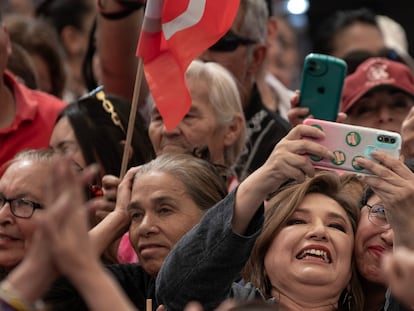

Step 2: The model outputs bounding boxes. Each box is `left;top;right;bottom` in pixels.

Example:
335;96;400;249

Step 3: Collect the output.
1;0;414;311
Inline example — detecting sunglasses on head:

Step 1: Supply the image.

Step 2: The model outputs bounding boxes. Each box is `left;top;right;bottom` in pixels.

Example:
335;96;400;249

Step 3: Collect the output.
208;30;257;52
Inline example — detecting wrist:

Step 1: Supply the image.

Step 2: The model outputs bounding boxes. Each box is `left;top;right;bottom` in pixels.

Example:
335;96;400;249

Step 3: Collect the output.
6;259;56;305
0;281;44;311
66;260;104;290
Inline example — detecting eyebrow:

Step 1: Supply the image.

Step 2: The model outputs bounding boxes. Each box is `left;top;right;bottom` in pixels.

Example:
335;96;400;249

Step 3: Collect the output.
127;196;180;211
56;140;77;147
50;140;77;149
127;201;140;211
188;106;200;113
368;200;383;206
0;191;43;204
294;208;348;223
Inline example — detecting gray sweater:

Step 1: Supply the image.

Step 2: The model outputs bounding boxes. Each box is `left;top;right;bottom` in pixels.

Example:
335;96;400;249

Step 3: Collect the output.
156;188;264;311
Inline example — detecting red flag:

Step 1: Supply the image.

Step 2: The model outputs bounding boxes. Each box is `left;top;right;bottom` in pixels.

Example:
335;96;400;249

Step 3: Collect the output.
136;0;240;131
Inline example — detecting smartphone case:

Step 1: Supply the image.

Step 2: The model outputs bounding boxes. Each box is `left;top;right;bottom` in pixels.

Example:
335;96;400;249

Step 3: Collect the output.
299;53;347;121
303;119;401;174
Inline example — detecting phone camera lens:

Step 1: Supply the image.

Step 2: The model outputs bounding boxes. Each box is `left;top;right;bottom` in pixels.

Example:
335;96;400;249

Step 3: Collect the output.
384;137;390;143
391;138;396;144
378;136;384;142
309;61;316;71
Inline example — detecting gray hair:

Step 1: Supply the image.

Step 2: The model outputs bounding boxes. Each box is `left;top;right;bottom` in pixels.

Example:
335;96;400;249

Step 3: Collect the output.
10;148;56;164
134;153;228;211
186;60;246;167
239;0;268;44
1;148;56;177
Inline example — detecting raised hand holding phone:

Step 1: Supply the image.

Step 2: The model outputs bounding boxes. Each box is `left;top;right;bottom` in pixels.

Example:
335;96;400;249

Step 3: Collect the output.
303;118;401;174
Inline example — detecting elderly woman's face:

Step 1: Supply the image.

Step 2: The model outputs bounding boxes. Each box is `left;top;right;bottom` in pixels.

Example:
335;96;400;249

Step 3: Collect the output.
128;171;204;276
0;160;47;270
149;79;229;165
264;193;354;300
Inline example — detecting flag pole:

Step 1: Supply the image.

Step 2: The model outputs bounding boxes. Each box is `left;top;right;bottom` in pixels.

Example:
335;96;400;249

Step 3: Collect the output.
120;57;144;178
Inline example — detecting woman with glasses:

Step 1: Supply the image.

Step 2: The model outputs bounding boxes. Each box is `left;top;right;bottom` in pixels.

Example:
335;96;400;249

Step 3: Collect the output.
354;154;414;310
0;149;55;278
353;185;394;311
355;152;414;310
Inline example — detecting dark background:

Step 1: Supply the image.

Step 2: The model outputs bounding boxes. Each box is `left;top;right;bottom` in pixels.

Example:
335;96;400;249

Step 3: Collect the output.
305;0;414;56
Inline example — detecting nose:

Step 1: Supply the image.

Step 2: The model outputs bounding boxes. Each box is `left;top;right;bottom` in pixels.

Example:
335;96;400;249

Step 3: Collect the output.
137;214;159;238
380;227;394;247
377;105;394;123
306;220;329;241
162;122;181;136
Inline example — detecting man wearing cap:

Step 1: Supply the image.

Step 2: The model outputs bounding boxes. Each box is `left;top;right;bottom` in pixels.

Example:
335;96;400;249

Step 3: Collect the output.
341;57;414;133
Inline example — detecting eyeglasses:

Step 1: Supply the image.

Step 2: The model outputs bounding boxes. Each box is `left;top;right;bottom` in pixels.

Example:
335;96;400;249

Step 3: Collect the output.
344;48;407;75
366;203;390;229
208;30;257;52
0;195;44;219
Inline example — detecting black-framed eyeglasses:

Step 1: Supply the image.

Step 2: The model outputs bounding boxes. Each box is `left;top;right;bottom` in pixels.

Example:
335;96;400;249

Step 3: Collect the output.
0;195;44;219
366;203;390;229
209;30;257;52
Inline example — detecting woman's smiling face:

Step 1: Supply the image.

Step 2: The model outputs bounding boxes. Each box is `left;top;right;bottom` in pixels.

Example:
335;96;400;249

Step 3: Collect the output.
264;193;354;298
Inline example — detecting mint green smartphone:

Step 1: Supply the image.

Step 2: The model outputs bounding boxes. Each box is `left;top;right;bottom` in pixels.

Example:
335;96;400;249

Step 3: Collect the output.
299;53;347;121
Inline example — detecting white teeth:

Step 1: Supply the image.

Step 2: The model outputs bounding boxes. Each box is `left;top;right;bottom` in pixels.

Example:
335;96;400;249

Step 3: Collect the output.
297;249;330;263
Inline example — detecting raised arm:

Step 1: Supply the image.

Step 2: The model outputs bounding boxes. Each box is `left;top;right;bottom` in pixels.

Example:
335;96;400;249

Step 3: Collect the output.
232;124;333;234
96;0;147;104
88;167;139;256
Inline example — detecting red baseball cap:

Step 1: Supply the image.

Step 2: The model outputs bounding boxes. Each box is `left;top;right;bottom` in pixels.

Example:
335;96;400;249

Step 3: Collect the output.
340;57;414;112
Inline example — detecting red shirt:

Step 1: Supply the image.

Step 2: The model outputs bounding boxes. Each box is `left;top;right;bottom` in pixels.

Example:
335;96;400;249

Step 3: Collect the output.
0;71;67;167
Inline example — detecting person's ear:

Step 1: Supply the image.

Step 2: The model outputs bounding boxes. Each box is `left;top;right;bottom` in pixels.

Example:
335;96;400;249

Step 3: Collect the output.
223;114;244;147
247;43;267;76
2;25;12;58
267;16;278;45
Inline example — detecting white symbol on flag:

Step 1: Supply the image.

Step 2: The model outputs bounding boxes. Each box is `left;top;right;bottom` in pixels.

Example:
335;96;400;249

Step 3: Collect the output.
163;0;207;39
